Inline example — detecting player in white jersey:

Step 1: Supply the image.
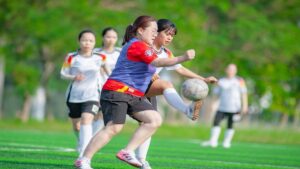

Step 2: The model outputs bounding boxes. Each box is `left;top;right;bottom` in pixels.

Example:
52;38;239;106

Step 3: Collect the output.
60;30;106;159
136;19;218;169
92;27;121;135
202;64;248;148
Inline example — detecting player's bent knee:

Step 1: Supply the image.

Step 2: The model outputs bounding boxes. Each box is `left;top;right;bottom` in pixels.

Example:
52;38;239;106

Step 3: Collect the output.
162;81;174;89
149;112;162;128
105;124;123;136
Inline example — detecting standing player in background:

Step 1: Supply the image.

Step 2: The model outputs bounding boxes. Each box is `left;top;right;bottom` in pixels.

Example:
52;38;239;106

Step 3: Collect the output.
136;19;218;169
93;27;121;135
202;63;248;148
60;30;106;158
76;15;196;169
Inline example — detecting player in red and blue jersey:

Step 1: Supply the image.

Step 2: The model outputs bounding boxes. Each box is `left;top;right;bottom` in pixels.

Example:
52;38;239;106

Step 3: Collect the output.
135;19;218;169
75;15;195;169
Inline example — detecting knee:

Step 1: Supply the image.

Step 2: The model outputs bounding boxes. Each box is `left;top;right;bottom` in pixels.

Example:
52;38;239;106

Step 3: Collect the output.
105;124;123;136
161;81;174;89
149;113;162;128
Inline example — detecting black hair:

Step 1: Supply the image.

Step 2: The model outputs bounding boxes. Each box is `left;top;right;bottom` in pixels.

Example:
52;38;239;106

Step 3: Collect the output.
78;29;96;40
157;19;177;35
102;27;118;37
122;15;156;45
101;27;118;46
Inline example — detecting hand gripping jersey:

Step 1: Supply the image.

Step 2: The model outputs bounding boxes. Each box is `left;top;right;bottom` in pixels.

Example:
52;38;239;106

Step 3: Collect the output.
60;51;106;102
102;38;157;97
155;47;182;74
213;77;247;113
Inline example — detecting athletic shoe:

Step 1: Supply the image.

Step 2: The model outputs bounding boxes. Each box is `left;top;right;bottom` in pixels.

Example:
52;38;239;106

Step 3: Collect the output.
74;157;93;169
116;149;142;168
223;142;231;148
140;161;152;169
186;100;202;120
201;141;218;148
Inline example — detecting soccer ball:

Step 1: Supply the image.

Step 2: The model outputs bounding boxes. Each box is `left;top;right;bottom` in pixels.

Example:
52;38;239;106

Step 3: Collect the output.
181;78;209;101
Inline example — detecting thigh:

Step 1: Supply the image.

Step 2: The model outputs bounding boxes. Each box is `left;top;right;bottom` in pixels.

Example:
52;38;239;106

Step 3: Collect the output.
145;79;169;97
225;112;235;129
101;91;129;125
213;111;225;126
132;109;161;124
82;101;99;115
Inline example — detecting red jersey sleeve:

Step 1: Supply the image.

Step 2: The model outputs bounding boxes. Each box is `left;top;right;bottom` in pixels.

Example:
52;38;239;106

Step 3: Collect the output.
127;41;157;64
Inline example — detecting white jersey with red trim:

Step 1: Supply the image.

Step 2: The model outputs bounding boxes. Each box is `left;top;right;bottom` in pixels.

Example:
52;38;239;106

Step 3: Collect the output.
213;77;247;113
60;51;106;103
94;47;121;79
155;47;182;74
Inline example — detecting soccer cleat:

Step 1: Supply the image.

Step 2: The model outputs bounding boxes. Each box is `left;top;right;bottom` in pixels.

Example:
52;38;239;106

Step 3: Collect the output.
116;149;142;168
140;161;152;169
186;100;203;120
74;157;93;169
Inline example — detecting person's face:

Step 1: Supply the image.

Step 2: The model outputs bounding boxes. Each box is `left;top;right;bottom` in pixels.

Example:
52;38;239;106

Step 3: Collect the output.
226;64;237;78
138;21;158;45
79;32;95;52
103;30;118;47
155;28;175;47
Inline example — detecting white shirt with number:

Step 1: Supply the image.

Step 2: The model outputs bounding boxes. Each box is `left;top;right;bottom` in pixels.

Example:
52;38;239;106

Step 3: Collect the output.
60;51;106;103
213;77;247;113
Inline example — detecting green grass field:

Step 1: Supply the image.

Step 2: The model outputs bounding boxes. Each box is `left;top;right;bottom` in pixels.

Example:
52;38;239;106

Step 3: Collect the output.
0;120;300;169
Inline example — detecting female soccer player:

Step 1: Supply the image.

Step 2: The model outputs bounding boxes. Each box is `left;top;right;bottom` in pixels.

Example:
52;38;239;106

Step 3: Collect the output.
92;27;121;134
135;19;218;169
60;29;106;158
76;15;195;169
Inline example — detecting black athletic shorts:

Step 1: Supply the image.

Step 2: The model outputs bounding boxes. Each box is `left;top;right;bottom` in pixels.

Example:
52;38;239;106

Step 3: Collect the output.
100;90;155;125
67;101;99;118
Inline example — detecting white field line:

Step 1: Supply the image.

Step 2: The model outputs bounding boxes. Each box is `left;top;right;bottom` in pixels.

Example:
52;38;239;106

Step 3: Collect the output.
1;142;299;169
0;142;75;152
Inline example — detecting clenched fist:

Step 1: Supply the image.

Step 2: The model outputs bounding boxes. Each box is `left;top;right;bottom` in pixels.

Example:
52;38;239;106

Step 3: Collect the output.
184;49;195;60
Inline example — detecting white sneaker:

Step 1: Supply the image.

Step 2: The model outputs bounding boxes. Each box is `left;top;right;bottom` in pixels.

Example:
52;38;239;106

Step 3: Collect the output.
140;161;152;169
116;149;142;167
186;100;202;120
223;142;231;148
74;157;93;169
201;141;218;148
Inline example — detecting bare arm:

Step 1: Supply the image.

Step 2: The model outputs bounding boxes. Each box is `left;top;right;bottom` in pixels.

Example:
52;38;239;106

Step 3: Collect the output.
101;64;111;77
174;66;218;84
151;49;195;67
241;93;248;114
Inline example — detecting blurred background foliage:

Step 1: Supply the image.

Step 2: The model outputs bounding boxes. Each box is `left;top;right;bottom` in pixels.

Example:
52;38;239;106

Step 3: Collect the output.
0;0;299;126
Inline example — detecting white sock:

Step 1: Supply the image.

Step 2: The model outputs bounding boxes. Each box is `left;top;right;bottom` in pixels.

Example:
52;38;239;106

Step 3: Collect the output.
79;124;93;157
135;137;151;163
163;88;188;113
81;156;91;164
92;119;104;135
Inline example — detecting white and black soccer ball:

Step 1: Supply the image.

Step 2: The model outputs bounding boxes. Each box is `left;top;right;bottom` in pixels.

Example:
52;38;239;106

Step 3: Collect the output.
181;78;209;101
